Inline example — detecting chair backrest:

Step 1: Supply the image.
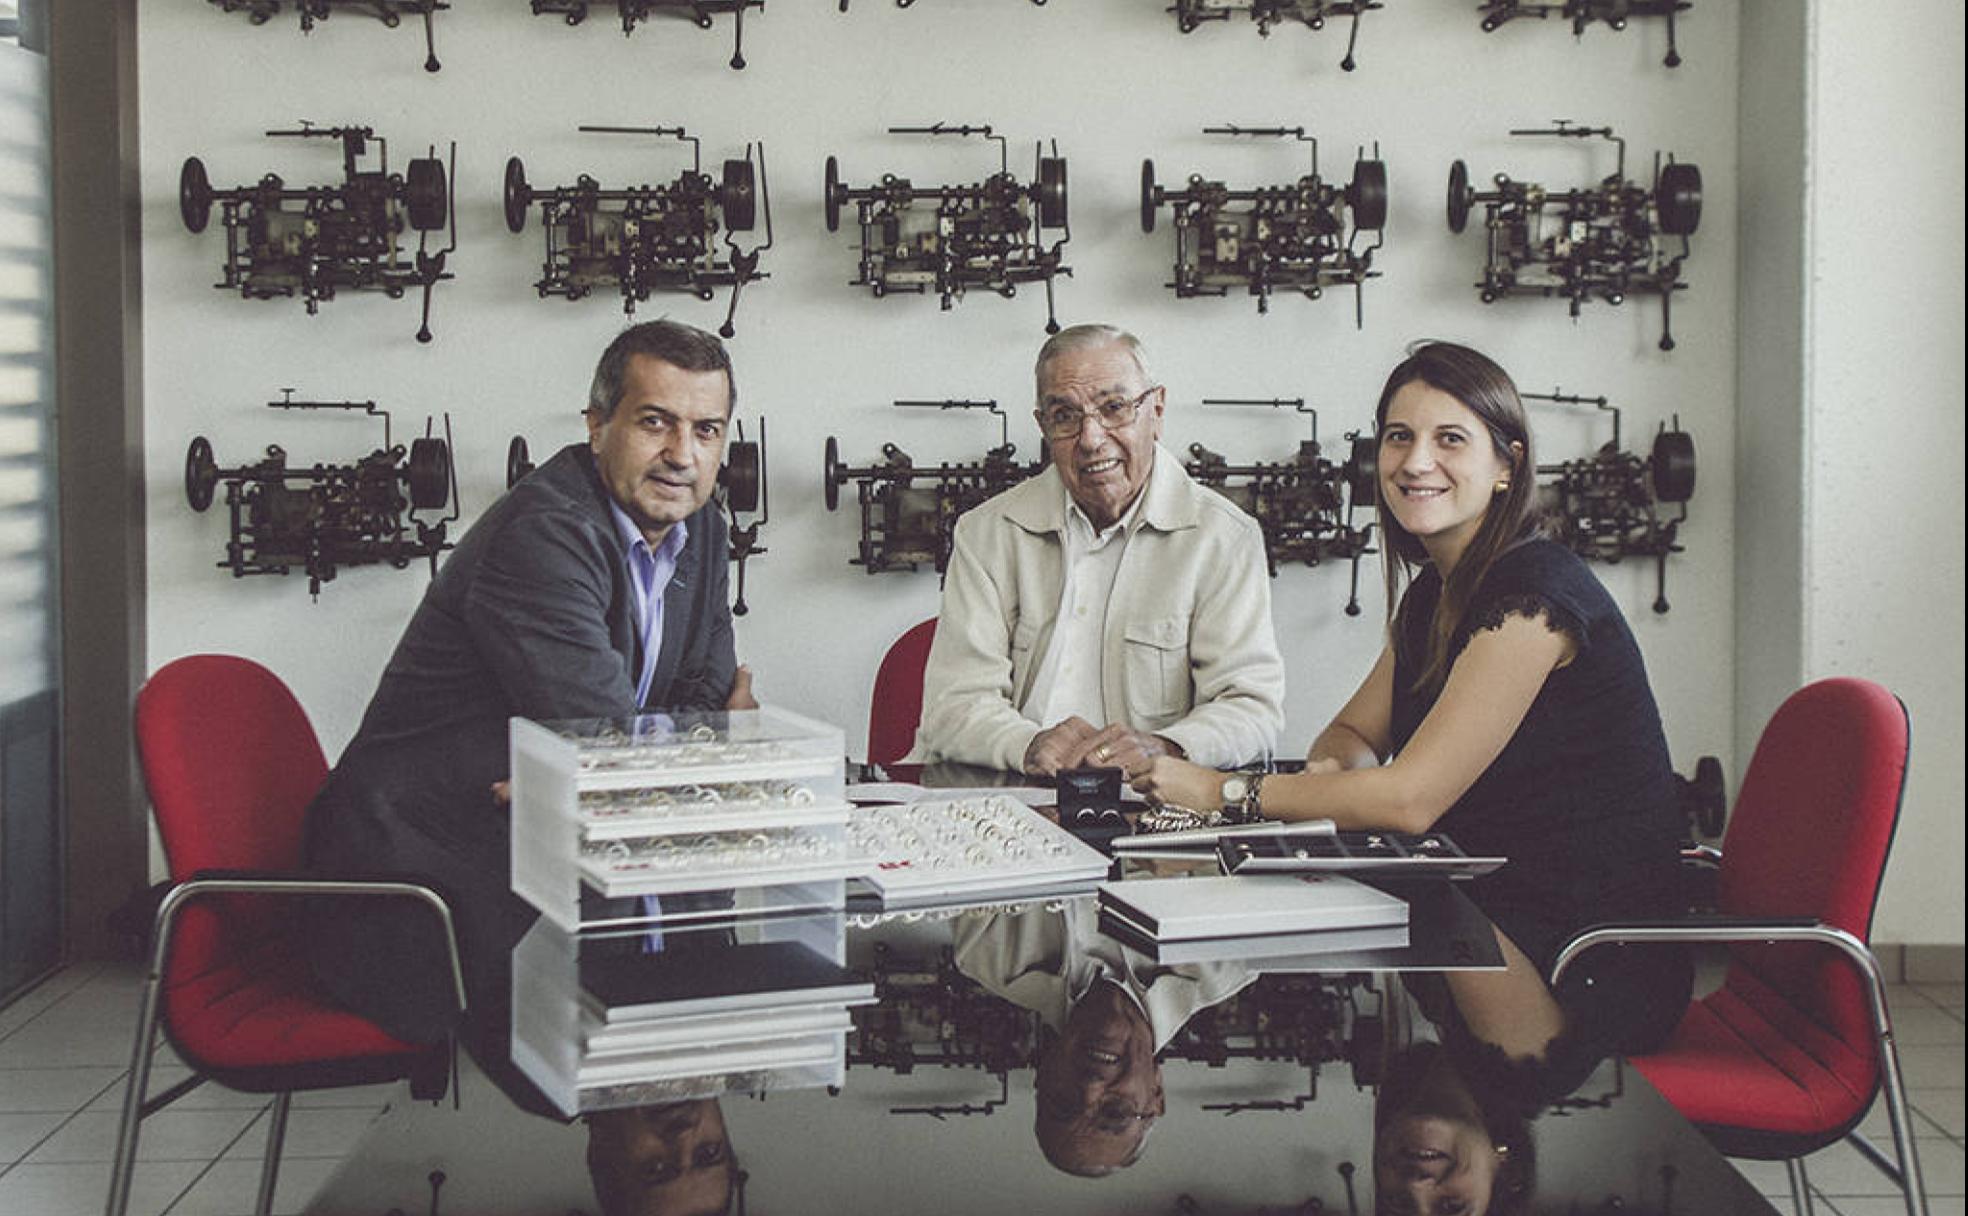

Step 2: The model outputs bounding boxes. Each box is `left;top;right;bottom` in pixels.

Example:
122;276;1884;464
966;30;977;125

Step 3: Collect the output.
1717;677;1910;1061
867;619;938;767
135;654;330;880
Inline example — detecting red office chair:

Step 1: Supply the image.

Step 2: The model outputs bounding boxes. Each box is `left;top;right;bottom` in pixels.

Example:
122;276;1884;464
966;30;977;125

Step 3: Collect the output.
867;618;938;767
110;655;465;1216
1554;678;1925;1216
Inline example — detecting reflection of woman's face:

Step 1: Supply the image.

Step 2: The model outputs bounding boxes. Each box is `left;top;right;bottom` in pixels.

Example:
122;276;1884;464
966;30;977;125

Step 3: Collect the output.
1374;1051;1503;1216
1375;1110;1499;1215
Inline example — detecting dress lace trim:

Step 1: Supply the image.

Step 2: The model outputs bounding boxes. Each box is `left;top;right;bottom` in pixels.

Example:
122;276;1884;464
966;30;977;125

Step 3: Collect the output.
1463;592;1584;651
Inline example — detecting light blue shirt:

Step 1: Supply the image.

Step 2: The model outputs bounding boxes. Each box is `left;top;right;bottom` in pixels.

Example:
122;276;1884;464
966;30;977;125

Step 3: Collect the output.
606;500;689;708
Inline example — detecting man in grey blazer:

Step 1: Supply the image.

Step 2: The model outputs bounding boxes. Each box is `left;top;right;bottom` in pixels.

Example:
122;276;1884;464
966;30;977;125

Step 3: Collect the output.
304;319;752;1117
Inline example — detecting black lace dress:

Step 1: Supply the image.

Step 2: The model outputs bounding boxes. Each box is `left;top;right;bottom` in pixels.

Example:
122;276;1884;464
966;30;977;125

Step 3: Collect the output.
1390;537;1691;1099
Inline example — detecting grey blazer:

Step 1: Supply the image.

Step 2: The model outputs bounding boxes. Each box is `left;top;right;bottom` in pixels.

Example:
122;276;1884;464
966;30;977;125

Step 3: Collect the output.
304;442;736;1067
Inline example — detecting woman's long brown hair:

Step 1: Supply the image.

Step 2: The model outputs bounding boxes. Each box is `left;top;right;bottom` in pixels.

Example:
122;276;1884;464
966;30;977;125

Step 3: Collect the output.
1373;342;1543;695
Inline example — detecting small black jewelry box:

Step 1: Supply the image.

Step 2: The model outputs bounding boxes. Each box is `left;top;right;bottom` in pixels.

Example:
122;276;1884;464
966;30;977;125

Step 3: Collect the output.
1056;766;1131;852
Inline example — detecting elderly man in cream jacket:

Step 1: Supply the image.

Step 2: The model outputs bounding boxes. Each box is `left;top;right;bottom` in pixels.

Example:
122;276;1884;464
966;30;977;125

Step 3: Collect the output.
916;324;1285;780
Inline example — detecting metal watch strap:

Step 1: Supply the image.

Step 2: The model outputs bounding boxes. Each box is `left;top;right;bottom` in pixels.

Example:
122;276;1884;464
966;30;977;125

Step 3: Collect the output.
1239;772;1266;823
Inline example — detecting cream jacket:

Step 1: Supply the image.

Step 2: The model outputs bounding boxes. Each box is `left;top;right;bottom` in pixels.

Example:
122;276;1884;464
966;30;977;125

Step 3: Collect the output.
915;444;1286;771
952;900;1256;1050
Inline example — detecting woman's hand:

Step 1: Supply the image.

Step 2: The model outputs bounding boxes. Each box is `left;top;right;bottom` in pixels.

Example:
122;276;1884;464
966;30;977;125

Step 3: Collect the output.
1130;756;1226;813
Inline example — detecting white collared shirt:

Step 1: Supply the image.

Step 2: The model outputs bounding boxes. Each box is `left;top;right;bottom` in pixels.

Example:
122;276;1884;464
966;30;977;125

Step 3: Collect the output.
1023;482;1148;728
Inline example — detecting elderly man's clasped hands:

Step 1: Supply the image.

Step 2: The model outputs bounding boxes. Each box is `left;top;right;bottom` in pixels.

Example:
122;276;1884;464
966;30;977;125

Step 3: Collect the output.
1022;717;1183;780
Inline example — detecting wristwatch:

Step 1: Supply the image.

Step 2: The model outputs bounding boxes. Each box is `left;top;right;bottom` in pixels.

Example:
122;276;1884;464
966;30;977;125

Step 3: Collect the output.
1219;772;1266;824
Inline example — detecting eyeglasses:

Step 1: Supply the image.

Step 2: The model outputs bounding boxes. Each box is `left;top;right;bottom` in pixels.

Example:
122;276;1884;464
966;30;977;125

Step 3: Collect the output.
1036;386;1160;441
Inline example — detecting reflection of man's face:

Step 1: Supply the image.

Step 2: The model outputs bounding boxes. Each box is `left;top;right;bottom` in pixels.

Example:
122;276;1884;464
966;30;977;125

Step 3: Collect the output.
586;1099;736;1216
1034;979;1166;1175
1374;1053;1502;1216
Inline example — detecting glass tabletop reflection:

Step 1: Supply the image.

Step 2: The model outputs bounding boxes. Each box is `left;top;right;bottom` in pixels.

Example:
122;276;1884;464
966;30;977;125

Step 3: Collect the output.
309;897;1779;1216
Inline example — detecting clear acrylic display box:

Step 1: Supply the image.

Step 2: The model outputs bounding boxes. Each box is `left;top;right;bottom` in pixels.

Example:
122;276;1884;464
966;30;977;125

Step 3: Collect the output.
511;910;869;1117
511;706;856;931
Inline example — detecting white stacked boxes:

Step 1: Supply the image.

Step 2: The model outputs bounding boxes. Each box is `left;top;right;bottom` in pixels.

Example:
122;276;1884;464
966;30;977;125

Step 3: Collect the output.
509;706;855;931
507;707;874;1116
511;915;874;1118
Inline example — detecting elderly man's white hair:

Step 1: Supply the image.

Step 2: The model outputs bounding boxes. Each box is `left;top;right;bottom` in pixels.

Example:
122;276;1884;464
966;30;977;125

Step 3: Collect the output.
1033;324;1152;396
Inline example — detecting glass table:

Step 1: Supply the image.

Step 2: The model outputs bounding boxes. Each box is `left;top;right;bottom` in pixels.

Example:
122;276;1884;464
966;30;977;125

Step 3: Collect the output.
307;892;1780;1216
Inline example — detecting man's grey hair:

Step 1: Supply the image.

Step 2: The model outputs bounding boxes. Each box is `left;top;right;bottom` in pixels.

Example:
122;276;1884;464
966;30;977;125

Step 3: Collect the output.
1034;324;1152;398
587;319;736;420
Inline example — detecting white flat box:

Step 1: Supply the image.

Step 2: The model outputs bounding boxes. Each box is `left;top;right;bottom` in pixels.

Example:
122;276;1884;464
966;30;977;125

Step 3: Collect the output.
1097;873;1408;941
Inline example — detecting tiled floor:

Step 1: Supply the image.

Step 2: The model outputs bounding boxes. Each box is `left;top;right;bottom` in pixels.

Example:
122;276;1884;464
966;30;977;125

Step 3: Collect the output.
0;964;402;1216
1;964;1962;1215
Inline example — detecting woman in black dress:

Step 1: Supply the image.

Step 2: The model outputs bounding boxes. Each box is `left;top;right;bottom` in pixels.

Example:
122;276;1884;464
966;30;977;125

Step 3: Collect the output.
1134;341;1690;1096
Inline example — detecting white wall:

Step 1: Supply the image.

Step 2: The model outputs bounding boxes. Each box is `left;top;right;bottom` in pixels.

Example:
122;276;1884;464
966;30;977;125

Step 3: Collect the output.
136;11;1738;821
1801;3;1966;943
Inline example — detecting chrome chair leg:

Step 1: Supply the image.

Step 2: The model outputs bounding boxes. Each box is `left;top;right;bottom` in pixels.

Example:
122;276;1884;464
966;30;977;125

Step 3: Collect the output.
254;1091;293;1216
105;955;169;1216
1785;1157;1815;1216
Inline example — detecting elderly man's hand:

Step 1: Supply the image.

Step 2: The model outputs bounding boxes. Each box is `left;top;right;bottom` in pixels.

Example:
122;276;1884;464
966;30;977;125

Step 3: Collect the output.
1067;725;1183;782
1129;755;1228;815
1023;716;1098;776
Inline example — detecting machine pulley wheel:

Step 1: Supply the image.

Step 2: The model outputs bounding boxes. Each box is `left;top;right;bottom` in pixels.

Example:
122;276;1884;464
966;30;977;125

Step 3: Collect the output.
823;156;844;234
505;435;534;489
721;440;761;514
1688;754;1726;839
1346;434;1378;508
1139;159;1158;234
823;435;842;511
1348;1015;1384;1088
1349;159;1389;231
721;158;757;232
1650;428;1696;503
502;156;532;234
1037;157;1069;229
1656;161;1703;236
1447;159;1472;234
185;436;219;511
407;437;451;510
180;158;214;234
405;157;448;232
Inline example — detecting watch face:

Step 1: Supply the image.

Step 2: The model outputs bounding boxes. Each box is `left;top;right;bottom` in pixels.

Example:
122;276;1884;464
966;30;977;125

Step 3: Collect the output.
1220;776;1247;807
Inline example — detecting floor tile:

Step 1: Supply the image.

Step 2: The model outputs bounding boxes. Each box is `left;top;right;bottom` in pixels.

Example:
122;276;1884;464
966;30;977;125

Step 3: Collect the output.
165;1155;338;1216
25;1107;264;1165
0;1067;125;1112
1892;1005;1968;1046
292;1080;403;1110
1899;1044;1966;1088
1828;1199;1965;1216
0;1159;205;1216
1735;1155;1799;1197
1802;1135;1965;1198
1916;984;1966;1010
0;965;101;1039
1887;984;1934;1012
1914;1089;1966;1139
0;1009;147;1070
85;1067;282;1114
217;1106;383;1162
0;1110;68;1165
